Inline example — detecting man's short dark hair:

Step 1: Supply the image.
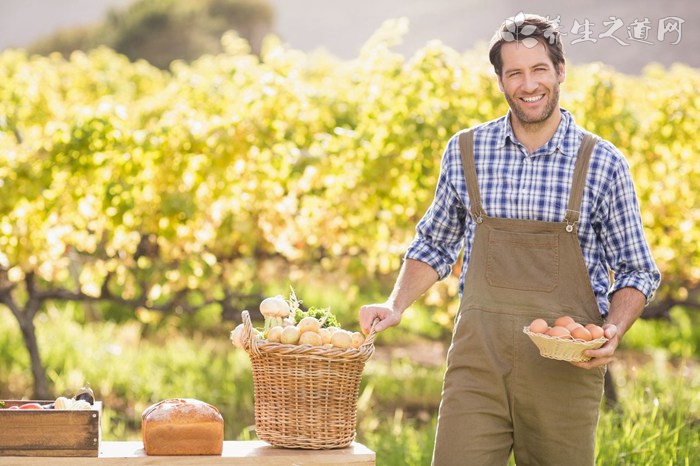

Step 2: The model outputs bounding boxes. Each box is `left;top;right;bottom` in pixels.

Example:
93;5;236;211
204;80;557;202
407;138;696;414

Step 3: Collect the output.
489;13;566;77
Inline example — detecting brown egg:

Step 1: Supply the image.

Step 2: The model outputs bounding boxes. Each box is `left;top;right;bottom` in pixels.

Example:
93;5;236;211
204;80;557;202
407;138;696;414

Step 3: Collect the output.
585;324;605;340
529;318;549;334
566;322;583;332
571;326;593;341
547;326;572;339
554;315;576;328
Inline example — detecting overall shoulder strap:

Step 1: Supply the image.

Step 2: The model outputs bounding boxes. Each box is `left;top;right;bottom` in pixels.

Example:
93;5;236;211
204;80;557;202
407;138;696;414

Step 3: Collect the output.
564;132;599;230
458;129;486;222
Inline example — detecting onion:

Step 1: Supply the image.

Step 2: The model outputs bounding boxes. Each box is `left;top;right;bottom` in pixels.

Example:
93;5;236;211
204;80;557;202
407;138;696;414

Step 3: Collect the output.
230;323;245;349
54;397;73;410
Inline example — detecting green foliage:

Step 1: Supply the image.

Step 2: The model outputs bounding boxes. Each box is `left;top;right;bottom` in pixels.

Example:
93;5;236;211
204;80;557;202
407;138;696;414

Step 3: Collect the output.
359;410;437;466
596;351;700;465
362;357;443;411
622;306;700;359
26;0;274;68
0;305;256;438
0;19;698;463
2;299;699;464
292;306;340;328
3;21;697;336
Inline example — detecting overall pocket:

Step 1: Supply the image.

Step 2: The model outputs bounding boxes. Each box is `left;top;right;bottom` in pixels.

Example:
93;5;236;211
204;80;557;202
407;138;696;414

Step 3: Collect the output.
486;229;559;292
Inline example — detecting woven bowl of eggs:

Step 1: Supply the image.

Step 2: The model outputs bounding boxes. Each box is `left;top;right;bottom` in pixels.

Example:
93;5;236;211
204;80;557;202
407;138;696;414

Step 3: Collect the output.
523;315;608;362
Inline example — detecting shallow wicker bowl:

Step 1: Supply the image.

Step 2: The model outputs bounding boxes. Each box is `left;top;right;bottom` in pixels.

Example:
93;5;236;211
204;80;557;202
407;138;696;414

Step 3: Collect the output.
523;327;608;362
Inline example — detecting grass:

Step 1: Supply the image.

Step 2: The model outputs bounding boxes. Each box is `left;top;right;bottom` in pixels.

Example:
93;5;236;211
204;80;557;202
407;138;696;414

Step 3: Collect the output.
596;351;699;465
1;304;699;465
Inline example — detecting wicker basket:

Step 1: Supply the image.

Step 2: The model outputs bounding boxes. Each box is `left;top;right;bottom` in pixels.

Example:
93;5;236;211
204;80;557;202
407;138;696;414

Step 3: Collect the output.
241;310;377;449
523;327;608;362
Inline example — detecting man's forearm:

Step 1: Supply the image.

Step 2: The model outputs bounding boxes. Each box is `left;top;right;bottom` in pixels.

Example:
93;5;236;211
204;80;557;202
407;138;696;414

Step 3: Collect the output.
605;287;647;339
387;258;440;313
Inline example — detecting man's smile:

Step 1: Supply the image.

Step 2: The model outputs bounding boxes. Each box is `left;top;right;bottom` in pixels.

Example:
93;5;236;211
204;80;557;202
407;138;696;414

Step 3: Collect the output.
521;94;545;103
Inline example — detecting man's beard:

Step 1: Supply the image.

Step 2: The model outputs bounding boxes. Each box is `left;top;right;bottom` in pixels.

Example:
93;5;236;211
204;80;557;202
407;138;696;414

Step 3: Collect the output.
506;84;560;129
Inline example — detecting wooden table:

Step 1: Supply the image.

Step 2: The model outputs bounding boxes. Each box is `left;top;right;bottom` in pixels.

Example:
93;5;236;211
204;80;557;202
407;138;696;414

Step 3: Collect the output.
0;441;376;465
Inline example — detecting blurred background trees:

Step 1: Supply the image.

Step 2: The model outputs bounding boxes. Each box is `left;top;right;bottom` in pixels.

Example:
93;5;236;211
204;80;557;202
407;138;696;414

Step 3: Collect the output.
26;0;273;68
0;0;698;406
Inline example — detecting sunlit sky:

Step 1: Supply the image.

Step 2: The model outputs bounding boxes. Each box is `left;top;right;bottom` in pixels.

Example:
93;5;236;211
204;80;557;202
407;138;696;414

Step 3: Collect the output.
1;0;698;74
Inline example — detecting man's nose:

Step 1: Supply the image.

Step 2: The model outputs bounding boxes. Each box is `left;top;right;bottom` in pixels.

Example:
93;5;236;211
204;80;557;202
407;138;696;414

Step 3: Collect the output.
522;73;539;93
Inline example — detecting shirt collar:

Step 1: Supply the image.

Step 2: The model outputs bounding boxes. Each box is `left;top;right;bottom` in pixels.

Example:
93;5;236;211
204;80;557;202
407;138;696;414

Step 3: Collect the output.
497;108;578;157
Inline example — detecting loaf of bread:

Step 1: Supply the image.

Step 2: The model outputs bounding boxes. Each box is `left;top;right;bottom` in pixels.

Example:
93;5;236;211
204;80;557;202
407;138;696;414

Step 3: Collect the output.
141;398;224;455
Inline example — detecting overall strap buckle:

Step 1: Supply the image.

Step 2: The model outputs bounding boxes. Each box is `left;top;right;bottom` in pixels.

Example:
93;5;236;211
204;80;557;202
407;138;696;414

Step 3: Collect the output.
564;209;580;232
564;133;599;233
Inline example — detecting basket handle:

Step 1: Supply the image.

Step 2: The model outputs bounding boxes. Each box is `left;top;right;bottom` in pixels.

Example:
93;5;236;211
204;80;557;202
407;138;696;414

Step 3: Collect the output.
359;318;380;349
241;310;261;358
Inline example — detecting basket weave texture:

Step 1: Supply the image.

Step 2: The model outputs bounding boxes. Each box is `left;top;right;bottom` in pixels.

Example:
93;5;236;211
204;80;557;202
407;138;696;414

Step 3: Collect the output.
241;310;377;449
523;327;608;362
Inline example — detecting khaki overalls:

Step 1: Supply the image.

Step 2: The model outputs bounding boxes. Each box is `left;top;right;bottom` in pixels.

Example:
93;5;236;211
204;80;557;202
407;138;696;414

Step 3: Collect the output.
432;130;606;466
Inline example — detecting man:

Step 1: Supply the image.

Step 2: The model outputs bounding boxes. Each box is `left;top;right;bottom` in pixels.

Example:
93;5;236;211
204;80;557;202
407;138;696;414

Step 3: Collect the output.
359;13;660;466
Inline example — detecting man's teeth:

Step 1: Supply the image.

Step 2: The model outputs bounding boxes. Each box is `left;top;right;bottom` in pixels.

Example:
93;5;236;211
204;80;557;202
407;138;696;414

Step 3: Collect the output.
522;95;544;102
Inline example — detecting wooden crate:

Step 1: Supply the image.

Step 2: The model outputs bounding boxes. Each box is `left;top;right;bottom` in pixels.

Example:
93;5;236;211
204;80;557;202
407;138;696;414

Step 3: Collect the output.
0;400;101;457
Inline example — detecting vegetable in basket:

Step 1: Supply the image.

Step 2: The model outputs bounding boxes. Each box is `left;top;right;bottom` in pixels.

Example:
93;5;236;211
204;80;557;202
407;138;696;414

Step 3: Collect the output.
259;295;290;332
230;288;362;349
293;307;340;329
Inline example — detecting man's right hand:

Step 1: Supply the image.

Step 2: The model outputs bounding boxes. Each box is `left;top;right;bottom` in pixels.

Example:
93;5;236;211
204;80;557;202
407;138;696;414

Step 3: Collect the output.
359;304;403;335
358;258;439;335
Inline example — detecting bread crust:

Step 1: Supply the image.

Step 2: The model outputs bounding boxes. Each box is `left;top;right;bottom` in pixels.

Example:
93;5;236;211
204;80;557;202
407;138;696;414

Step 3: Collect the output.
142;398;224;455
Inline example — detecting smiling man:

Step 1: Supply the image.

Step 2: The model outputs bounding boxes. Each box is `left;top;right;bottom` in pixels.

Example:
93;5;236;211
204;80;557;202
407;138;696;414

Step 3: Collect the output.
359;13;660;466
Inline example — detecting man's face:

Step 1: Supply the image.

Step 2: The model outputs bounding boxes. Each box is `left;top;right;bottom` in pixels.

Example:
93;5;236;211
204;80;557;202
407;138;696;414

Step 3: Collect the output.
497;40;565;128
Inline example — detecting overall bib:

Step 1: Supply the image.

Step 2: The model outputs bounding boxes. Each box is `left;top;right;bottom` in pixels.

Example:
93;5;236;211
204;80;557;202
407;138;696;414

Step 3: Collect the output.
432;130;606;466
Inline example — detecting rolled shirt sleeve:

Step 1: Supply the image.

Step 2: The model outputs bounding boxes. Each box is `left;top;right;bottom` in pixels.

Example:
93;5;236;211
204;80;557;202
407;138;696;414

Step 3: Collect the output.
597;153;661;304
404;136;468;280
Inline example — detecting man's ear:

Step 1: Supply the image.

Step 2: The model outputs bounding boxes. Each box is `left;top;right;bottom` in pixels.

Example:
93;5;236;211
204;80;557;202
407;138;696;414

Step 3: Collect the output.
497;73;505;93
558;63;566;83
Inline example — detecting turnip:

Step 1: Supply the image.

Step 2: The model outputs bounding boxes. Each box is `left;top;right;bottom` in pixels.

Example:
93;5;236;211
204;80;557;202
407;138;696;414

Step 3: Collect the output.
281;325;301;345
260;295;290;332
267;326;283;343
297;316;321;334
331;330;353;349
299;331;323;346
319;328;332;344
351;332;365;348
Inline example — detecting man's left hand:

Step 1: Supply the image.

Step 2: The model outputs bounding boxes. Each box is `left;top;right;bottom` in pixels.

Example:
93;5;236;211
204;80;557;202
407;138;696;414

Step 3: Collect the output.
569;324;619;369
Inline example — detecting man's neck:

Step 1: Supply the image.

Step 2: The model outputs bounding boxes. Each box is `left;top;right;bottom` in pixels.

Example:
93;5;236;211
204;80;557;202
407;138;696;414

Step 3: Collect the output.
511;111;562;154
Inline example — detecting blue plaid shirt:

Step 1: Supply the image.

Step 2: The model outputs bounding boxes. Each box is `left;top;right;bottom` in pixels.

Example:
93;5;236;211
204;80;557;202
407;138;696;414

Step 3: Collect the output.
405;109;660;317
